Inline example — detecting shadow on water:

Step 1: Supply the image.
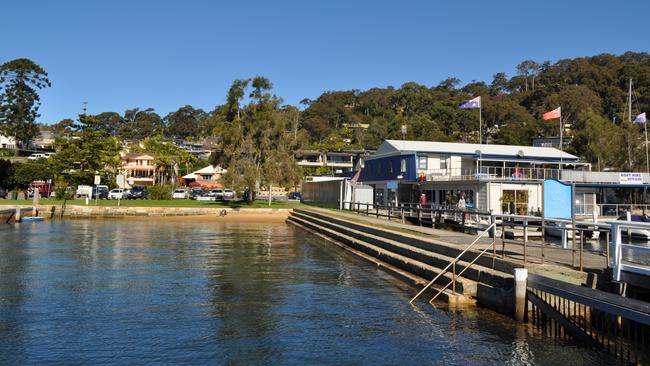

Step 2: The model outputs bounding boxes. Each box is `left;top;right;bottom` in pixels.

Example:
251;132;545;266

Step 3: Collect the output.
0;219;621;365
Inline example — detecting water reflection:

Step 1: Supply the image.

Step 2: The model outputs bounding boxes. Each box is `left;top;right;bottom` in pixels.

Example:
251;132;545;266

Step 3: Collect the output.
0;219;616;365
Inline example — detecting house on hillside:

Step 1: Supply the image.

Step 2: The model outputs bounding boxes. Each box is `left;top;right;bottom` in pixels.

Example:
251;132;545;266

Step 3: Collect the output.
121;152;157;186
182;165;227;188
0;135;16;150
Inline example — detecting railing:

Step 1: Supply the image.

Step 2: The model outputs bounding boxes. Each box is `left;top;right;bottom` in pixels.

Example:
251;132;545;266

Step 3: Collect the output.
527;273;650;364
343;201;614;272
409;222;497;304
420;167;562;182
609;220;650;282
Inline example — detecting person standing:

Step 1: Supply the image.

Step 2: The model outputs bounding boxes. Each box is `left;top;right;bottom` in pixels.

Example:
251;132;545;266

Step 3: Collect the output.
457;194;466;210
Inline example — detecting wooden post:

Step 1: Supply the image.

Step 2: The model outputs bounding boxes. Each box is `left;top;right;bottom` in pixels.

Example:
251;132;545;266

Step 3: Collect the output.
401;207;405;224
523;217;528;264
15;207;21;222
514;268;528;322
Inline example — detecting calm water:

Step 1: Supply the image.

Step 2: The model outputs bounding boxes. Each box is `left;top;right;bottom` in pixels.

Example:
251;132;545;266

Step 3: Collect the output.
0;219;614;365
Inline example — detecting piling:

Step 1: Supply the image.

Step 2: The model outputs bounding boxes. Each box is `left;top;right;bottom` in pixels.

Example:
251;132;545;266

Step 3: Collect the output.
32;188;39;216
514;268;528;322
15;207;21;222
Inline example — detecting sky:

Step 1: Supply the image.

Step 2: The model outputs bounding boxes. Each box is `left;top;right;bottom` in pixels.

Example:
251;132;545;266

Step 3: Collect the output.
2;0;649;123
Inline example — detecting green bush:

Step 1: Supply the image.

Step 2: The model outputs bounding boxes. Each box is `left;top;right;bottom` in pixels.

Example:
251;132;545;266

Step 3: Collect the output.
0;149;13;157
148;184;172;200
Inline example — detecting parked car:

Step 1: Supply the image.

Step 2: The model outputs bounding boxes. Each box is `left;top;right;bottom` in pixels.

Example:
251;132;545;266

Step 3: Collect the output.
208;189;224;199
223;189;235;199
126;186;148;200
107;188;126;200
190;187;207;199
27;153;47;160
27;181;52;198
92;185;109;199
172;188;188;199
288;192;302;200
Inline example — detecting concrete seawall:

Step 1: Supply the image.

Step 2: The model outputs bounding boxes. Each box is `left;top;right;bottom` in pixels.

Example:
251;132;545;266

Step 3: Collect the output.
0;204;291;221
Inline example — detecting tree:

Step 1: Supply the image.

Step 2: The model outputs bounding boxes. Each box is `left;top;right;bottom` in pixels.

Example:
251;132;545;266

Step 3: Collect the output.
218;77;301;204
516;60;540;91
490;72;509;96
226;79;250;122
164;105;207;140
51;114;121;185
119;108;163;139
0;58;51;154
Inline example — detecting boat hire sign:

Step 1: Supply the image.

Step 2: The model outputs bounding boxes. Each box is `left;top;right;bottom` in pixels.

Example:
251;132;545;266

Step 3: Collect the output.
619;172;643;185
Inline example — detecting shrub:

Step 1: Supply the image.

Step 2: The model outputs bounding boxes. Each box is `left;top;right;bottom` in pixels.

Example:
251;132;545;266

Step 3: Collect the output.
148;184;172;200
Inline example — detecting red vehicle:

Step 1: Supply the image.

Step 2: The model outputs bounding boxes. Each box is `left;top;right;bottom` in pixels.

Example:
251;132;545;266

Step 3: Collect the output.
27;181;52;198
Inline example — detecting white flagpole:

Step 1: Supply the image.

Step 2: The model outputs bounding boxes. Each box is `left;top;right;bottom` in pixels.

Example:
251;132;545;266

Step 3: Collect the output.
643;120;650;173
559;111;563;171
479;98;482;173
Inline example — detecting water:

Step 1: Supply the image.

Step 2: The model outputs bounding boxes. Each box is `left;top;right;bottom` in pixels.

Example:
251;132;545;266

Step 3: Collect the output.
0;219;614;365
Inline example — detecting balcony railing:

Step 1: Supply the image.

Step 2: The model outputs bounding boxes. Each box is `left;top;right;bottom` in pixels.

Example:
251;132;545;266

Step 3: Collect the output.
420;167;562;182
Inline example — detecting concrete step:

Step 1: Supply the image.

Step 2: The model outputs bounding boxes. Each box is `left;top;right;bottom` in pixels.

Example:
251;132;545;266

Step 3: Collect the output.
287;216;472;306
291;210;513;290
288;213;478;298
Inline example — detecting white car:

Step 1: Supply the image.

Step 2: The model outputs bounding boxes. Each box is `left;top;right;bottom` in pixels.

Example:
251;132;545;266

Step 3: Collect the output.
27;153;47;160
172;188;188;199
107;188;126;199
223;189;235;199
208;189;224;199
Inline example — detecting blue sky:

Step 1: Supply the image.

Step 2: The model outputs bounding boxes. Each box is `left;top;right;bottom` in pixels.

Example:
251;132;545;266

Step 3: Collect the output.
2;0;649;123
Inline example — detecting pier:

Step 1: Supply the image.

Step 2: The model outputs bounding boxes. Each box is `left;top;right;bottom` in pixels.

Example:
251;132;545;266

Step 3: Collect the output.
288;205;650;363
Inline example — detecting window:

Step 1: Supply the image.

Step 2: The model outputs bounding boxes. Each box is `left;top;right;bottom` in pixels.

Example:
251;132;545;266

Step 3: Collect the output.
400;158;406;173
440;155;448;170
418;156;428;170
501;189;529;215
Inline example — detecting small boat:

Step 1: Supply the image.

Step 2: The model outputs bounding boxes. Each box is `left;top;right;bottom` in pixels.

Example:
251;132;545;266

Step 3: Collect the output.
21;217;44;223
617;215;650;240
544;222;579;239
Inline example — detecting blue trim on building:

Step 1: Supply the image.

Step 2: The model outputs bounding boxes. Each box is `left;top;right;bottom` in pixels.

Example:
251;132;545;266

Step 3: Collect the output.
360;154;417;182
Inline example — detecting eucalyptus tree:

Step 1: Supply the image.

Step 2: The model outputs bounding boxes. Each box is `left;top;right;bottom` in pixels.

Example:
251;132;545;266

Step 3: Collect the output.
0;58;51;154
219;77;302;204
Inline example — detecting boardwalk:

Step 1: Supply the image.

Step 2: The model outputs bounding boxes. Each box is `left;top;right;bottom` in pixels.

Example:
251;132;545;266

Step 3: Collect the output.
310;207;609;282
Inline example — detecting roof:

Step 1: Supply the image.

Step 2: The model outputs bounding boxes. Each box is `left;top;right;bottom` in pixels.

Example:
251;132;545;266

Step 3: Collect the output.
122;152;155;159
375;140;579;161
182;165;227;179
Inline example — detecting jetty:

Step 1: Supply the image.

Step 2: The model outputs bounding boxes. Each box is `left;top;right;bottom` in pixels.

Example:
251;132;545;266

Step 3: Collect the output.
288;205;650;363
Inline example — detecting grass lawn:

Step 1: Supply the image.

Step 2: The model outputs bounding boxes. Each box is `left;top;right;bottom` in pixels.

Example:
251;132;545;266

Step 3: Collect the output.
31;198;306;209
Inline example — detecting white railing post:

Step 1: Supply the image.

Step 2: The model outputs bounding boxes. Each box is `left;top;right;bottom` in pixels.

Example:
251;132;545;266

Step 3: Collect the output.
610;222;622;281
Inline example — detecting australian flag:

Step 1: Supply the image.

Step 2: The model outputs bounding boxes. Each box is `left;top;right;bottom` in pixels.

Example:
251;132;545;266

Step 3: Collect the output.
634;112;647;124
459;96;481;109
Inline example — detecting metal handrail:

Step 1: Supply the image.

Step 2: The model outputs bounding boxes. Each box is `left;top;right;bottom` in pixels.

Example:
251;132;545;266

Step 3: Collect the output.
609;220;650;282
409;222;496;304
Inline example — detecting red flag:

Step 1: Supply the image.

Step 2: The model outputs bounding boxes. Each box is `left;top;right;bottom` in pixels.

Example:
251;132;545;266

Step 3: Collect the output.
350;169;361;186
543;107;561;120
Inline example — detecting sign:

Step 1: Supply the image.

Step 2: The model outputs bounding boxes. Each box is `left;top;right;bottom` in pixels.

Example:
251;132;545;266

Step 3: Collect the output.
94;175;101;185
387;180;398;190
619;172;643;185
543;179;573;220
116;174;125;188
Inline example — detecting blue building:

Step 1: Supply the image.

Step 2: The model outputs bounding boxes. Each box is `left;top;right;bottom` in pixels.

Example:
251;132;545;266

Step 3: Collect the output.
359;140;588;213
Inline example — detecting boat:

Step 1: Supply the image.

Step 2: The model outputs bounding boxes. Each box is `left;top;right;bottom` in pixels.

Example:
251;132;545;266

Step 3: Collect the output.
544;222;579;239
617;215;650;240
20;217;44;223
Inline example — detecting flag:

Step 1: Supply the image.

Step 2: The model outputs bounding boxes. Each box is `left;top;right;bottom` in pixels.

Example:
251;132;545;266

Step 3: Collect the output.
350;169;361;186
543;107;561;120
634;112;647;124
459;96;481;109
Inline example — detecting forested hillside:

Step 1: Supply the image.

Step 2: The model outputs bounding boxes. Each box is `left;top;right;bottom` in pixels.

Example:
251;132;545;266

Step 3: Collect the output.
4;52;650;173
